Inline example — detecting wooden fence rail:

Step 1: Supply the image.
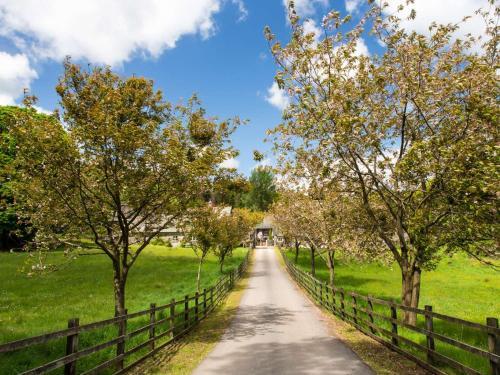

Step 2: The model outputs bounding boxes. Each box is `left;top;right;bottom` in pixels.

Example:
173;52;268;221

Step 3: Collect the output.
280;249;499;375
0;249;252;375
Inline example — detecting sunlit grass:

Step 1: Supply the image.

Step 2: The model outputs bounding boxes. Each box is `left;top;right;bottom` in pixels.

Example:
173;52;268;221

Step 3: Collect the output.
286;249;499;322
0;245;248;373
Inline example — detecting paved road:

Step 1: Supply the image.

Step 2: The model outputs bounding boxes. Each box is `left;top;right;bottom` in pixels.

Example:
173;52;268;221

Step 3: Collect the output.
193;247;373;375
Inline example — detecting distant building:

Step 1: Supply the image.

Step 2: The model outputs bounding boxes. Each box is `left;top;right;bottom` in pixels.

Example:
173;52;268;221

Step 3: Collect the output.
252;215;283;247
157;225;185;247
155;205;233;247
137;205;285;248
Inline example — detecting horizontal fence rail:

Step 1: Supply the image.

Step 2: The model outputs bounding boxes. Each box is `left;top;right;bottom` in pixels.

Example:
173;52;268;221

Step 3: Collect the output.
0;249;252;375
280;249;499;375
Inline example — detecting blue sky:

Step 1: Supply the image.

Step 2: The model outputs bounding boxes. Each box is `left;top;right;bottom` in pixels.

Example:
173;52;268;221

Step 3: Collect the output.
0;0;488;175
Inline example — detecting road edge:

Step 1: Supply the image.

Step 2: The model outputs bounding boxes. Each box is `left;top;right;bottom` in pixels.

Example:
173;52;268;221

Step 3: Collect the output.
130;250;255;375
274;247;430;375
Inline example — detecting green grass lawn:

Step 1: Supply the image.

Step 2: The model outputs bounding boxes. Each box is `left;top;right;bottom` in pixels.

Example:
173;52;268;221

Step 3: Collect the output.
0;245;248;373
285;248;500;374
286;248;499;322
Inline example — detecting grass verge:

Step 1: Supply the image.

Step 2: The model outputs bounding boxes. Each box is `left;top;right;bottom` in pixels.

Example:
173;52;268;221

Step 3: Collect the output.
130;251;253;375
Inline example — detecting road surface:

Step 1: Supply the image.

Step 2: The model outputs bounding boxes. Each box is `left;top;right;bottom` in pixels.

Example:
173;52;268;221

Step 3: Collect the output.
193;247;373;375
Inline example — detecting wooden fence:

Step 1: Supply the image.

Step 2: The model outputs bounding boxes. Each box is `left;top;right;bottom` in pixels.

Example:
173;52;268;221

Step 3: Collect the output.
280;249;499;375
0;249;251;375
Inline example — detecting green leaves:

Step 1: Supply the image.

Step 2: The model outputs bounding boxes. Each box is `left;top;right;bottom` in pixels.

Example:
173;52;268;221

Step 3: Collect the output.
243;166;278;212
0;106;55;249
12;61;239;262
266;0;499;302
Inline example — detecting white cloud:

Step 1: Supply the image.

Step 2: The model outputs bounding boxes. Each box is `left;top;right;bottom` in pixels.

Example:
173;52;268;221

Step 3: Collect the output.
34;105;52;115
221;157;240;169
254;157;272;169
282;0;328;17
382;0;490;43
258;158;271;167
355;38;369;56
303;19;322;43
231;0;248;22
265;82;290;111
0;0;224;66
345;0;363;13
0;51;37;105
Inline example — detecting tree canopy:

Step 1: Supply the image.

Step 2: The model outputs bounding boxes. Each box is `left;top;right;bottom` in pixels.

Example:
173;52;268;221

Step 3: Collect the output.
12;59;239;314
0;106;53;250
243;166;278;211
267;1;499;323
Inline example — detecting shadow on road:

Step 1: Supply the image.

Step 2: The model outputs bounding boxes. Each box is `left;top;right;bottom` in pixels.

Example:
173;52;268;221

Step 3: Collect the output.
221;304;296;340
198;336;368;374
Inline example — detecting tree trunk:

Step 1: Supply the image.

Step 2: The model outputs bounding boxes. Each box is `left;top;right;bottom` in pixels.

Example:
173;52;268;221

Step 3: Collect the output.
197;256;203;292
401;266;421;325
327;250;335;288
294;240;300;263
310;246;316;277
113;271;127;317
220;252;226;273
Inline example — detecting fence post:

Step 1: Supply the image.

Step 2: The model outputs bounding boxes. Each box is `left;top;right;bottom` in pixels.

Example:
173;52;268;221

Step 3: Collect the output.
320;282;323;305
149;303;156;351
184;295;189;330
352;294;358;325
390;303;398;346
325;286;330;310
230;272;234;289
367;295;376;334
210;287;214;310
203;288;207;318
169;299;175;339
340;288;346;319
195;292;199;323
64;318;79;375
425;305;435;364
116;310;127;371
330;287;337;313
487;317;499;375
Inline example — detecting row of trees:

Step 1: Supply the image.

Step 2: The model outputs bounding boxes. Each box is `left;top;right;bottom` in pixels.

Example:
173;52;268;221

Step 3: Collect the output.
4;59;247;316
1;120;276;252
272;188;378;285
268;1;498;324
185;206;262;292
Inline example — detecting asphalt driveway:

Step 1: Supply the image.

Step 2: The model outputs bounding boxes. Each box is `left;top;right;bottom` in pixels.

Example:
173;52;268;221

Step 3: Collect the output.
193;247;373;375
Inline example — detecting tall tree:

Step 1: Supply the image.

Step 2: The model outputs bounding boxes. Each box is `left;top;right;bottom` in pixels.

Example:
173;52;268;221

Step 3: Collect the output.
210;173;250;207
184;205;222;292
213;208;259;272
0;106;51;250
271;191;318;274
243;166;278;211
267;1;498;323
273;187;377;285
270;192;303;262
12;60;238;315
